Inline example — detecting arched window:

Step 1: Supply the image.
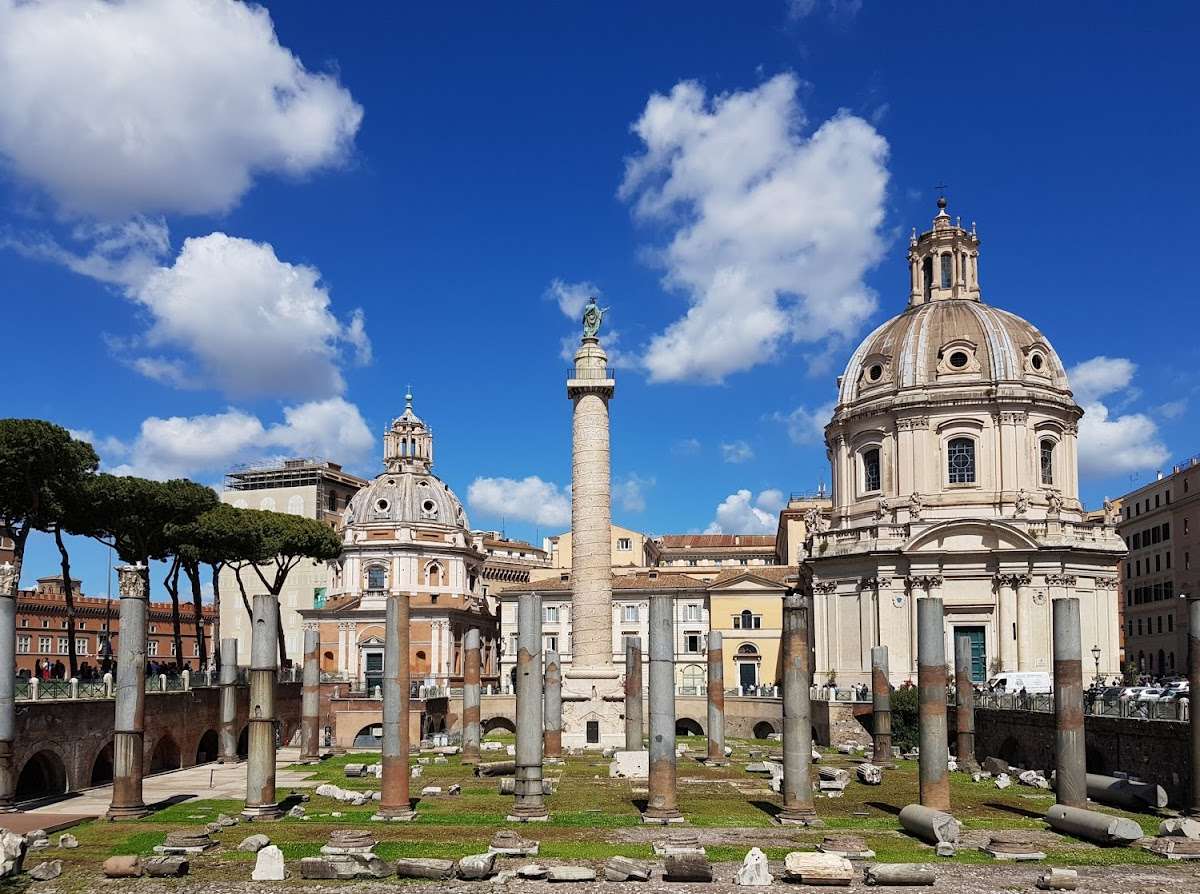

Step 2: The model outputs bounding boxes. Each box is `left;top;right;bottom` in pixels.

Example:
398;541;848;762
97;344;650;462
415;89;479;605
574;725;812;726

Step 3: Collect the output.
940;253;952;289
737;643;759;656
259;496;276;511
740;610;753;630
286;495;304;515
1040;439;1055;486
366;565;386;591
922;256;933;301
426;562;443;587
681;664;705;692
862;448;881;493
947;437;976;484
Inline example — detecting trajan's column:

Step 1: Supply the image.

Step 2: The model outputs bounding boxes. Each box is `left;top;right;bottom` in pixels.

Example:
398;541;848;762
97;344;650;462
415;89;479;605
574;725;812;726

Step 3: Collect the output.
562;297;624;747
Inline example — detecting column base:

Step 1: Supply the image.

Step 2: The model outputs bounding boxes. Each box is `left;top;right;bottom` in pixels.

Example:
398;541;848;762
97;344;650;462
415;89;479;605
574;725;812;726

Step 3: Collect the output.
775;810;824;827
241;805;283;821
704;758;729;767
506;808;550;822
106;805;151;821
217;756;243;765
461;754;481;766
371;810;416;822
641;810;686;825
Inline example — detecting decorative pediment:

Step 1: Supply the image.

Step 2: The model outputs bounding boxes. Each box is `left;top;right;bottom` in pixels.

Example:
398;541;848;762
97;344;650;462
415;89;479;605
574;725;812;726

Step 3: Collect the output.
707;571;789;592
903;519;1039;554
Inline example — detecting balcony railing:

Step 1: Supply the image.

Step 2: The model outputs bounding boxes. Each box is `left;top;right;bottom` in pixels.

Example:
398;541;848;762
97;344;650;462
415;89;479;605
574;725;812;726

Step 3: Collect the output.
14;665;300;701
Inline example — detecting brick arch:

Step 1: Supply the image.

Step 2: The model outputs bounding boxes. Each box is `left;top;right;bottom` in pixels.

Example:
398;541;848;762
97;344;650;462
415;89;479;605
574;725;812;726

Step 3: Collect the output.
676;717;705;736
17;747;68;801
90;740;115;786
482;716;515;735
752;721;777;739
195;729;219;764
148;732;182;773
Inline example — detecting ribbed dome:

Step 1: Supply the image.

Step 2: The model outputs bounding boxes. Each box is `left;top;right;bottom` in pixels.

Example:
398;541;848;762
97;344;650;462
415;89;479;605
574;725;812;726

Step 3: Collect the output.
837;300;1071;406
344;470;468;530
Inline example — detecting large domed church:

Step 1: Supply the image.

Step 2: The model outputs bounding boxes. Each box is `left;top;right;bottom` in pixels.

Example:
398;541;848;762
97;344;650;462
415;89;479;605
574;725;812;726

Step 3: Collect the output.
805;199;1125;686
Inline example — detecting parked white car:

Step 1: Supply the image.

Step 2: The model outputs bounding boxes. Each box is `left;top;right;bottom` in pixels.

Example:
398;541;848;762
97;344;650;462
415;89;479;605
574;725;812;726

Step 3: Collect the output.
986;671;1052;694
1137;688;1166;702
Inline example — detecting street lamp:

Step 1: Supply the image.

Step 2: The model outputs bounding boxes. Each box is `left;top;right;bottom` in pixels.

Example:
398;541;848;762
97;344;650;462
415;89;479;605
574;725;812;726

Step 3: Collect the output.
1091;644;1102;687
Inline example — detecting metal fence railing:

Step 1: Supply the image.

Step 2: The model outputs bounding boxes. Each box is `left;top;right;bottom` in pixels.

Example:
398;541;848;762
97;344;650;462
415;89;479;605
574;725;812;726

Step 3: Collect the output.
974;691;1188;722
14;665;300;701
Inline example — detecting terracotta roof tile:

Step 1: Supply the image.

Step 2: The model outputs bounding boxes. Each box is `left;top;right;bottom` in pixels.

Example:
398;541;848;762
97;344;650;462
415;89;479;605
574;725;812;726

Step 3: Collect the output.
505;570;707;593
657;534;776;548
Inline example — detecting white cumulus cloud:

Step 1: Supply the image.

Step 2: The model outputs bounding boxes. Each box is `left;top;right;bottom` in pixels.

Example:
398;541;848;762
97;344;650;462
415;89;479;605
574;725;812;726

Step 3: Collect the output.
773;401;836;445
126;233;370;399
546;278;600;321
1067;356;1169;479
614;474;655;513
720;441;755;464
105;397;373;480
705;488;785;535
467;476;571;528
619;74;889;383
0;0;363;218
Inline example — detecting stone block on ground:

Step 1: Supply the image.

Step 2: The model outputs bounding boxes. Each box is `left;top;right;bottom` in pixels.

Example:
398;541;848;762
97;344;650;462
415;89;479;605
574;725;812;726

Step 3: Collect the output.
287;805;306;819
394;858;456;880
25;830;48;850
252;845;287;881
609;750;649;779
862;863;936;886
411;766;422;778
1160;818;1200;839
982;756;1009;776
652;832;703;856
783;852;853;886
981;832;1046;861
448;784;462;795
663;849;712;882
238;834;271;853
321;829;377;855
144;856;189;877
604;856;652;881
518;864;548;879
856;764;883;785
216;813;239;827
1035;868;1079;890
456;852;497;880
735;847;773;886
344;763;365;777
548;866;597;882
56;834;78;849
819;767;851;785
1142;837;1200;860
0;831;26;879
155;829;217;854
28;860;62;881
935;843;957;858
994;773;1011;789
489;830;539;856
1018;770;1050;789
818;834;875;860
102;855;141;878
434;756;448;764
476;760;516;777
421;786;442;797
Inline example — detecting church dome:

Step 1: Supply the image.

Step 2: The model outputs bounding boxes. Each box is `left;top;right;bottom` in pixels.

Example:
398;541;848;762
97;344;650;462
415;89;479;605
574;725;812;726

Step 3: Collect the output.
345;469;468;530
343;391;470;531
837;300;1071;405
836;198;1071;408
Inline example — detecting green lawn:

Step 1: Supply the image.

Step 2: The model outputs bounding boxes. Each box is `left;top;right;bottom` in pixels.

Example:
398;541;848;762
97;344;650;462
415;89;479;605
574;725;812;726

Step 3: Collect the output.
37;735;1174;885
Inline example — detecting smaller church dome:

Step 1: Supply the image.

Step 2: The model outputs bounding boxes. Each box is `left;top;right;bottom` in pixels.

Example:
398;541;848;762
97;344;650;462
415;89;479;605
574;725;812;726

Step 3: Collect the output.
343;392;470;530
345;470;468;529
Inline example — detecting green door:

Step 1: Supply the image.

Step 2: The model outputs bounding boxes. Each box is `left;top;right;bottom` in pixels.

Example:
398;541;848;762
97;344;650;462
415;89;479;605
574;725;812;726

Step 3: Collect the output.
958;626;986;683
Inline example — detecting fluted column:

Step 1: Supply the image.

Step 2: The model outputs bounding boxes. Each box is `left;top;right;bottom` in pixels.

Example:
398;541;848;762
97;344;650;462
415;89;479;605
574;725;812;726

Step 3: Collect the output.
242;593;281;820
107;564;149;820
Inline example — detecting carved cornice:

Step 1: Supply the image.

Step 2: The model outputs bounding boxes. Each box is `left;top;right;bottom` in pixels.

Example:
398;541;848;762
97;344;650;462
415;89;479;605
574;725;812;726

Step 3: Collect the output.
1045;574;1077;587
812;581;839;595
861;576;892;590
1094;577;1119;589
896;416;929;431
999;411;1027;425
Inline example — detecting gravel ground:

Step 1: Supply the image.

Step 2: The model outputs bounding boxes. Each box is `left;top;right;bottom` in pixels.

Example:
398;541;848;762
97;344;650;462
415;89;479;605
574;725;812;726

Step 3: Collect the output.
26;859;1200;894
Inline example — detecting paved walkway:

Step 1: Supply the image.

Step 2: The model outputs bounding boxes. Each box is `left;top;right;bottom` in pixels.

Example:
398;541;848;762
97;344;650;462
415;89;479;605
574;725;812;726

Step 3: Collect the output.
4;747;318;831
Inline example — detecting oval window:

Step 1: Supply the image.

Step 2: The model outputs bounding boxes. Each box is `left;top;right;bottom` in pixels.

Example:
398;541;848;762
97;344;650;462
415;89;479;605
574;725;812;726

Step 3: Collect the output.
867;364;883;382
949;351;969;369
376;499;389;512
386;477;396;486
1031;353;1044;370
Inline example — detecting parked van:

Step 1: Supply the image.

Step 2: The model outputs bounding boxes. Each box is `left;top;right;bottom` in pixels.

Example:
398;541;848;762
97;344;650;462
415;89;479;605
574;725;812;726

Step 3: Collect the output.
986;671;1052;694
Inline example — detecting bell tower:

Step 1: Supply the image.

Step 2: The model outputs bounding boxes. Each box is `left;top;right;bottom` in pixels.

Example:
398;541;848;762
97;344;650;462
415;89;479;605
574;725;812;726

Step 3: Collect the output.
907;197;982;306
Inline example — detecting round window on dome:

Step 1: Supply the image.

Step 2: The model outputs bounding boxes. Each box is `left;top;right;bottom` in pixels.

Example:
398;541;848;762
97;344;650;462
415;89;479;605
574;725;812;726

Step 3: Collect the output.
867;364;883;382
1031;353;1044;371
949;351;969;369
375;499;389;512
422;499;438;516
386;478;396;486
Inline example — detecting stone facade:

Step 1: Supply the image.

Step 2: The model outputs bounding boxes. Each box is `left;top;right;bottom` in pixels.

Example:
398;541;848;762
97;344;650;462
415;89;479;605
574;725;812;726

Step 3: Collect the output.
806;199;1126;686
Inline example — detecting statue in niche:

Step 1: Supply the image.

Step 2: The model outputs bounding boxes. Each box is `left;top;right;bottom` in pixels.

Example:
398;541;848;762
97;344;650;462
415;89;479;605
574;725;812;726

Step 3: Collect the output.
908;491;923;520
582;296;607;338
1014;488;1030;516
1047;491;1064;515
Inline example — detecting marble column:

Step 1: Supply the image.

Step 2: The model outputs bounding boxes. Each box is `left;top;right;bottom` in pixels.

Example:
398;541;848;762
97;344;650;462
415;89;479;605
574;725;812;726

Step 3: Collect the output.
299;627;320;762
242;593;281;820
510;591;548;821
706;632;726;765
217;638;239;763
107;563;150;820
375;593;415;821
643;591;682;824
0;561;16;811
462;627;482;765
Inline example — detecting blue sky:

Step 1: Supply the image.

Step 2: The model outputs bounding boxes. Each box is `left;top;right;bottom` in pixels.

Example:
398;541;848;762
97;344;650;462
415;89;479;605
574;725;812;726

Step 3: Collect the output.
4;0;1198;595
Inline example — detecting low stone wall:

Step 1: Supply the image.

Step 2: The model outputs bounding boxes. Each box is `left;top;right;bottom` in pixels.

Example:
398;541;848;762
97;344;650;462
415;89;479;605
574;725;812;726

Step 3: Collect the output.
14;682;301;797
972;707;1191;805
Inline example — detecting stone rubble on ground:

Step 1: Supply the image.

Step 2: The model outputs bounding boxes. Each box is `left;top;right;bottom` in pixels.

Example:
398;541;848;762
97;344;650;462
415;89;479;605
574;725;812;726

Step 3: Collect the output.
1035;867;1079;890
252;845;288;881
0;831;25;879
994;773;1012;789
517;864;548;879
101;855;142;878
818;834;875;860
652;833;703;856
1018;769;1051;789
344;763;365;777
981;831;1047;861
237;833;271;853
547;866;597;882
28;859;61;881
663;849;712;882
394;858;456;880
57;833;78;849
982;756;1009;775
1160;818;1200;839
784;851;854;885
489;830;539;856
604;856;652;881
25;830;49;850
735;847;774;886
456;852;498;880
287;805;306;819
155;829;217;854
856;763;883;785
421;786;443;797
215;813;239;827
144;856;189;877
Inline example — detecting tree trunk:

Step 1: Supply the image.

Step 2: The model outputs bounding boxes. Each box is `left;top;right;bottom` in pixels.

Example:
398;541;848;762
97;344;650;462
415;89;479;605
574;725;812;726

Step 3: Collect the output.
209;562;223;668
53;526;79;678
274;597;288;669
163;557;185;671
183;559;208;671
233;564;253;624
